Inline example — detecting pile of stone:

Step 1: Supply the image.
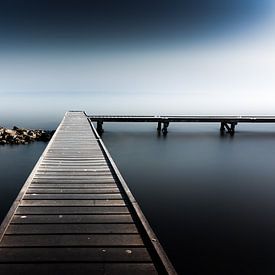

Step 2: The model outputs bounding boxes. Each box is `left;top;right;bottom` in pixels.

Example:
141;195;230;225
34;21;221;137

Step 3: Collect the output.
0;126;55;145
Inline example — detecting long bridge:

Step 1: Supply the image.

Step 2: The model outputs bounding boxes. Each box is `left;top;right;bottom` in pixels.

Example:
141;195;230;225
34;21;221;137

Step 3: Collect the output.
89;115;275;135
0;111;176;275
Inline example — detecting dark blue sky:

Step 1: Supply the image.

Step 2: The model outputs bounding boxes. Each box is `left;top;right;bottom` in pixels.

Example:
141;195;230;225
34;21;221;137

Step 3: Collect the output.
0;0;271;49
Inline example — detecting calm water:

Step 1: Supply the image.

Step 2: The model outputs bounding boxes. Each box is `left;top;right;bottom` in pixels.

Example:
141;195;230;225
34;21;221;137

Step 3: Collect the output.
1;121;275;274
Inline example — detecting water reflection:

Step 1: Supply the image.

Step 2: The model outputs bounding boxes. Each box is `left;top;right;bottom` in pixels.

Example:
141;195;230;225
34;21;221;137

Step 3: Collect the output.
103;123;275;274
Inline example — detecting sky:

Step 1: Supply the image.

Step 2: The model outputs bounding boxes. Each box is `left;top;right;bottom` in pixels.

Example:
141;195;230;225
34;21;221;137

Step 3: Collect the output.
1;0;275;118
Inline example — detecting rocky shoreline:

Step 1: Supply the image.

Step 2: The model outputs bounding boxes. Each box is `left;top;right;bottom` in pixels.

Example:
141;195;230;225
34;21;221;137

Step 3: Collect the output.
0;126;55;145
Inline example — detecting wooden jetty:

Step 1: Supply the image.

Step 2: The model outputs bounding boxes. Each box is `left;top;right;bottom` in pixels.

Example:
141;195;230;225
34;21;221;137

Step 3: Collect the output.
89;115;275;135
0;111;176;275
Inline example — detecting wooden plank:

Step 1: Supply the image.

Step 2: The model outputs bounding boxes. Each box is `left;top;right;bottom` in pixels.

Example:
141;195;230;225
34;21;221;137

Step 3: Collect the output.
49;145;101;147
94;200;127;206
43;156;104;158
40;162;108;165
11;214;133;224
46;151;102;153
0;263;105;274
40;162;108;164
31;179;116;183
39;165;109;167
0;247;151;262
32;178;115;181
47;150;102;153
0;263;157;275
43;158;106;161
48;148;102;150
37;167;110;170
37;168;110;172
23;194;122;200
30;184;117;188
47;149;101;151
44;158;105;160
48;149;102;151
21;200;126;207
47;152;101;154
6;223;138;234
36;169;112;172
105;263;158;274
27;188;120;194
16;206;130;215
38;167;109;170
44;156;104;158
33;176;114;180
41;159;106;161
46;150;102;152
0;234;144;247
35;172;113;176
45;155;104;157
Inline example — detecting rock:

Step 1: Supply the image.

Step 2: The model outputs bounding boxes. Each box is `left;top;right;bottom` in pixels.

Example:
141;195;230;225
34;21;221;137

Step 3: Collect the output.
6;135;13;141
0;126;54;145
40;132;51;141
5;129;16;136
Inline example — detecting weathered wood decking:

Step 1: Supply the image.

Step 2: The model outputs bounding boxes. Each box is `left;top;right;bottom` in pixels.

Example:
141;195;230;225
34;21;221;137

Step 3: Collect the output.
0;111;176;275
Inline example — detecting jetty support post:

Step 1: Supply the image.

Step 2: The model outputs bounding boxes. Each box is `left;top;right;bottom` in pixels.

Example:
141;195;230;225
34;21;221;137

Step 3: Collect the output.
220;122;226;133
96;120;104;135
220;121;237;136
157;121;162;132
162;120;169;135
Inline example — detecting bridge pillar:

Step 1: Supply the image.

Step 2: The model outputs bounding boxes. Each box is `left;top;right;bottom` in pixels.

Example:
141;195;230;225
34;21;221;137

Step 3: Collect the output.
220;122;237;136
96;121;104;135
230;122;237;135
220;122;226;132
157;122;162;131
162;122;169;135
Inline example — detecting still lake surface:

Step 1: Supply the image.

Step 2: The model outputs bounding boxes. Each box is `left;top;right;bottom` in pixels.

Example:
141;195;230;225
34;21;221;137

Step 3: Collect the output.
1;115;275;274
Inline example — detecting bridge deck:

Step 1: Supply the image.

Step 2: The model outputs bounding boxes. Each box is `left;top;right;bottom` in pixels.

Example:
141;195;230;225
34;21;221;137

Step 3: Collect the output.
88;115;275;122
0;112;175;275
89;115;275;136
